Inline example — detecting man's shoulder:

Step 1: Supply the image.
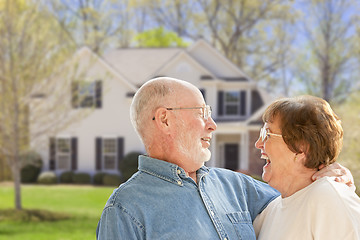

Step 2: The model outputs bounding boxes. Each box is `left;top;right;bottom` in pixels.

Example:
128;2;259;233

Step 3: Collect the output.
105;171;147;205
208;167;263;184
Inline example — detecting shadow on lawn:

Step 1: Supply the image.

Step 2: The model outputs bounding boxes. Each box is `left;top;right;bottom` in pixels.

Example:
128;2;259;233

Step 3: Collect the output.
0;209;71;222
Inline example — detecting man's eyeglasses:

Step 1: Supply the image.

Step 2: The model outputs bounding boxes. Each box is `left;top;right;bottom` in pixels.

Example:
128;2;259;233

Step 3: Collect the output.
259;127;282;142
152;105;212;120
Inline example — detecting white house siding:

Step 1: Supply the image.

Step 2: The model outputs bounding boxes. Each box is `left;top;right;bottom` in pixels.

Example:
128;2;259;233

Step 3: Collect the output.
30;40;267;177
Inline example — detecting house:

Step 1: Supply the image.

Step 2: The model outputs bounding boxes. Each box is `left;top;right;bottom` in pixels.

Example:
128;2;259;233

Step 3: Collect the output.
30;39;269;177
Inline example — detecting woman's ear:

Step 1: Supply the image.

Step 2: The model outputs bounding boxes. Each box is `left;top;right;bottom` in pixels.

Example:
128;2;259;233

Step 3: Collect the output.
295;152;306;164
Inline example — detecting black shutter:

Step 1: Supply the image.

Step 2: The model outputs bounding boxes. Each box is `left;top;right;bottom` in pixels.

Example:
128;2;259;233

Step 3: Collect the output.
49;138;56;170
117;138;124;172
218;91;224;116
240;91;246;116
95;80;102;108
71;137;78;170
96;138;102;170
71;82;79;108
251;90;264;114
200;88;206;102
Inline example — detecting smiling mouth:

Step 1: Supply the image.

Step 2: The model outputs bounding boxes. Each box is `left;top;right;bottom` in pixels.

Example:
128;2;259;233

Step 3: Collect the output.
261;154;271;165
201;137;211;142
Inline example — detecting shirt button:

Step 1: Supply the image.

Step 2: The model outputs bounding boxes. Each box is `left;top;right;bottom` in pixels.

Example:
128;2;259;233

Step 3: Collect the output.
177;180;182;185
177;170;181;175
210;210;214;216
224;238;227;240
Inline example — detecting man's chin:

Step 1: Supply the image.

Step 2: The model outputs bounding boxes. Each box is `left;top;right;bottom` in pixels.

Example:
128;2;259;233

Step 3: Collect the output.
202;149;211;162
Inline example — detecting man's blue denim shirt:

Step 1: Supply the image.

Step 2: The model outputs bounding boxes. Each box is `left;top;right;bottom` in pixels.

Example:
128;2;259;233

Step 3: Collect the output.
96;155;279;240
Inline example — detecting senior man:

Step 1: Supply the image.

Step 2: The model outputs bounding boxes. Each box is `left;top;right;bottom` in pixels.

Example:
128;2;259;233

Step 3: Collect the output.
96;77;354;240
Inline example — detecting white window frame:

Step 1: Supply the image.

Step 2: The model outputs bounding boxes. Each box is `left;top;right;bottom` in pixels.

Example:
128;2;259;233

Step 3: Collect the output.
56;137;71;170
102;137;118;170
221;90;248;119
224;91;241;117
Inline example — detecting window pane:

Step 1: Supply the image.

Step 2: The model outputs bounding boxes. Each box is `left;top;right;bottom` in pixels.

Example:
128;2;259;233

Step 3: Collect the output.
104;155;116;169
58;155;70;170
78;81;96;107
57;139;70;153
225;92;239;103
80;96;94;107
103;139;116;154
226;105;238;115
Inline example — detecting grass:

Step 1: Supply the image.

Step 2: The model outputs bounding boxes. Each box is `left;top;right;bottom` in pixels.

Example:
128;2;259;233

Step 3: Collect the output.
0;182;115;240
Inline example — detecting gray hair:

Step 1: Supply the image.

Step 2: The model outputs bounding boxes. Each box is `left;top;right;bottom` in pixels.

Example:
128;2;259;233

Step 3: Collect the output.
130;77;182;145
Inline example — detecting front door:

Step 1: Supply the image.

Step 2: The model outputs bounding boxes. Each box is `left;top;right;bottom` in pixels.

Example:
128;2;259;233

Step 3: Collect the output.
224;143;239;170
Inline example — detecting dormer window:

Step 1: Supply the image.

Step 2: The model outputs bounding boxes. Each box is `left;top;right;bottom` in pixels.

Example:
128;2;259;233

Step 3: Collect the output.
218;90;247;119
224;92;241;115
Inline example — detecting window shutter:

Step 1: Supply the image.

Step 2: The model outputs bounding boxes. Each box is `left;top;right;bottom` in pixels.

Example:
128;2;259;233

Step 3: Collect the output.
240;91;246;116
251;90;263;114
71;82;79;108
95;80;102;108
71;137;78;170
95;138;102;170
200;88;206;102
117;138;124;172
49;138;56;170
217;91;224;116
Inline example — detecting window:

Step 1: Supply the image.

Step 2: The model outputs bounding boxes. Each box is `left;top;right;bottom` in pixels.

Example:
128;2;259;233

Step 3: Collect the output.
56;138;71;170
225;92;240;115
79;81;96;107
72;80;102;108
102;138;117;170
218;90;247;118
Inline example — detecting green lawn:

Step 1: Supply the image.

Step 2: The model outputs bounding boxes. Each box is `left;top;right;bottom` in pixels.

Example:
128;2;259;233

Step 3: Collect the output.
0;183;115;240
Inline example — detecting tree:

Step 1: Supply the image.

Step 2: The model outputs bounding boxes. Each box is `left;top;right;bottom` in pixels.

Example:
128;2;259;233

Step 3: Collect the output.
292;0;359;102
335;93;360;195
0;0;79;210
134;27;189;47
47;0;133;53
135;0;297;93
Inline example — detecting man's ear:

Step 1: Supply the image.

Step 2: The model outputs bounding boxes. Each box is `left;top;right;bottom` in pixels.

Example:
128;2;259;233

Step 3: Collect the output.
153;108;171;134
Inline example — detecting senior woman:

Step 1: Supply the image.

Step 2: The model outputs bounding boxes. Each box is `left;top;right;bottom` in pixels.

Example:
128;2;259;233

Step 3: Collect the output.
253;95;360;240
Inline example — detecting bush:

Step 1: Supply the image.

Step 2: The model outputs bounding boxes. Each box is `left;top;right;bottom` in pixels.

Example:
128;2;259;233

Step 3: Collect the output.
59;171;74;183
37;171;57;184
21;165;41;183
20;151;43;183
20;150;43;168
72;173;91;184
103;174;122;186
93;172;106;185
119;152;142;182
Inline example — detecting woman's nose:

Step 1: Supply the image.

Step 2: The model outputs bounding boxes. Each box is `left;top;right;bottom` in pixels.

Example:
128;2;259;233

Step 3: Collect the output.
255;136;263;149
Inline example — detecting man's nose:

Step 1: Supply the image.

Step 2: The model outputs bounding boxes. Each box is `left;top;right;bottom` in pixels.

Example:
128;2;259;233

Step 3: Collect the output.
207;116;217;132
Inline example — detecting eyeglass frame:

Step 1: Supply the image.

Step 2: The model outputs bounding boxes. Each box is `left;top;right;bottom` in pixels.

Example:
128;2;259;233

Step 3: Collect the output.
152;105;212;120
259;127;282;142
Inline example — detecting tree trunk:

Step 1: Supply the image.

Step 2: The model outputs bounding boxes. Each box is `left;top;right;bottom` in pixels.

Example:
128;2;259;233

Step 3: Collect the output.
11;156;22;210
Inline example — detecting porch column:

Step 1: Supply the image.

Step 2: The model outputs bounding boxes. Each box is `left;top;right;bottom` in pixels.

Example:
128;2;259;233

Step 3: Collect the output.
239;132;249;171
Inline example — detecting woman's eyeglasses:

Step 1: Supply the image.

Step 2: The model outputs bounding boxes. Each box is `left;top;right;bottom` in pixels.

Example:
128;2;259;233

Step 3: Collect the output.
259;127;282;142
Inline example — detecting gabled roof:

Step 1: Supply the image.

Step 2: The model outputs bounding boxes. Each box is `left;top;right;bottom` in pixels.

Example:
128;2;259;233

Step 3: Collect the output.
103;48;182;86
75;46;138;91
101;39;256;87
187;39;251;80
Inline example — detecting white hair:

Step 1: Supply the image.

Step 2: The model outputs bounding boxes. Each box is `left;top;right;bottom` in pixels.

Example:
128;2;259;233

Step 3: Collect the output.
130;77;193;146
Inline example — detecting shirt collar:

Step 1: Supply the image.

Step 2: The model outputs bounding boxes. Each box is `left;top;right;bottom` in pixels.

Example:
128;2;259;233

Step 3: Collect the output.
138;155;209;186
